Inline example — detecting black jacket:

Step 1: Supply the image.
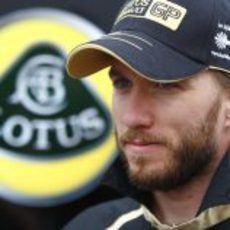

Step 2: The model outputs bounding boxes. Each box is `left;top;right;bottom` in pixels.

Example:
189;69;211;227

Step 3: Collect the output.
64;153;230;229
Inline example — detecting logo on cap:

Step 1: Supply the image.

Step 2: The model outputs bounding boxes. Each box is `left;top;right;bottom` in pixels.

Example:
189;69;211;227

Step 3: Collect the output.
211;22;230;62
116;0;187;31
215;32;230;50
150;1;182;21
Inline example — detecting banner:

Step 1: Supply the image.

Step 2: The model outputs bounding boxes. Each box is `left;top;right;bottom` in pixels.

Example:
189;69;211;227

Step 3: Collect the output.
0;1;124;229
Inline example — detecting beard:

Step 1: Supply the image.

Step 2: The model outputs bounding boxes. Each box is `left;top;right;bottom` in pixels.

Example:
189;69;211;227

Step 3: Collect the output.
116;98;220;192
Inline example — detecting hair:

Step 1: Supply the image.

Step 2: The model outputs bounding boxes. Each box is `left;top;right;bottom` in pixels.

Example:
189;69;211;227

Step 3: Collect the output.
213;70;230;92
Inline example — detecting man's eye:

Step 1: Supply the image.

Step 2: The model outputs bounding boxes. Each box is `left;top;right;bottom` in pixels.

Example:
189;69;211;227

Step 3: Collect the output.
112;78;132;89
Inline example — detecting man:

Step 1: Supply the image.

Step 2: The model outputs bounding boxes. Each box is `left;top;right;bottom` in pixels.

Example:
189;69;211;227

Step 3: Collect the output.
64;0;230;229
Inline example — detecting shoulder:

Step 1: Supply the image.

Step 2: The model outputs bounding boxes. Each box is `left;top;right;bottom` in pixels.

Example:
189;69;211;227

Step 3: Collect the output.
63;197;143;230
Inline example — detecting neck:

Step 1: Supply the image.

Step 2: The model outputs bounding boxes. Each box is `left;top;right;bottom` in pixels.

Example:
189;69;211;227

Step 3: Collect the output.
151;152;225;226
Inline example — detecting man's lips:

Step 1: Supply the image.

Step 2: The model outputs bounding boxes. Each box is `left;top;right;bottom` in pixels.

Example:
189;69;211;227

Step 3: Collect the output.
123;140;166;152
123;139;163;145
125;141;154;146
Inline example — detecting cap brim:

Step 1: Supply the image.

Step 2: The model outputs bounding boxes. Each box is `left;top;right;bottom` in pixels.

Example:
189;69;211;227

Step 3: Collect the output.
67;31;206;82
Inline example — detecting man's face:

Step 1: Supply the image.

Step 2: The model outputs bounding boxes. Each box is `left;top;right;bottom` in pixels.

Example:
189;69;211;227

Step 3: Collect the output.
110;62;225;191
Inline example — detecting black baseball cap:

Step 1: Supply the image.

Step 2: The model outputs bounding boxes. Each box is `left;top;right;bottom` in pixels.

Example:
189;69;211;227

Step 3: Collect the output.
67;0;230;82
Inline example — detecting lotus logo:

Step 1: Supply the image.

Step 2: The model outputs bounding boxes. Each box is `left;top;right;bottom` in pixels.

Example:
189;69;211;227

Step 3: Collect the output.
0;8;115;207
9;54;67;115
0;43;111;156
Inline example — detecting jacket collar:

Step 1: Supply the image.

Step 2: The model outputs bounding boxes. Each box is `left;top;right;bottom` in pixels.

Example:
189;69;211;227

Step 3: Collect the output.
198;151;230;213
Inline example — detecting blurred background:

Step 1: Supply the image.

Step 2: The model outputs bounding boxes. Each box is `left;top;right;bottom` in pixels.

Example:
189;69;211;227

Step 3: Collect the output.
0;0;125;229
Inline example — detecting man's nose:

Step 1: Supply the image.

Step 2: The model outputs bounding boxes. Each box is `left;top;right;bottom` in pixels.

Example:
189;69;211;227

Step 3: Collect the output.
121;89;154;129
